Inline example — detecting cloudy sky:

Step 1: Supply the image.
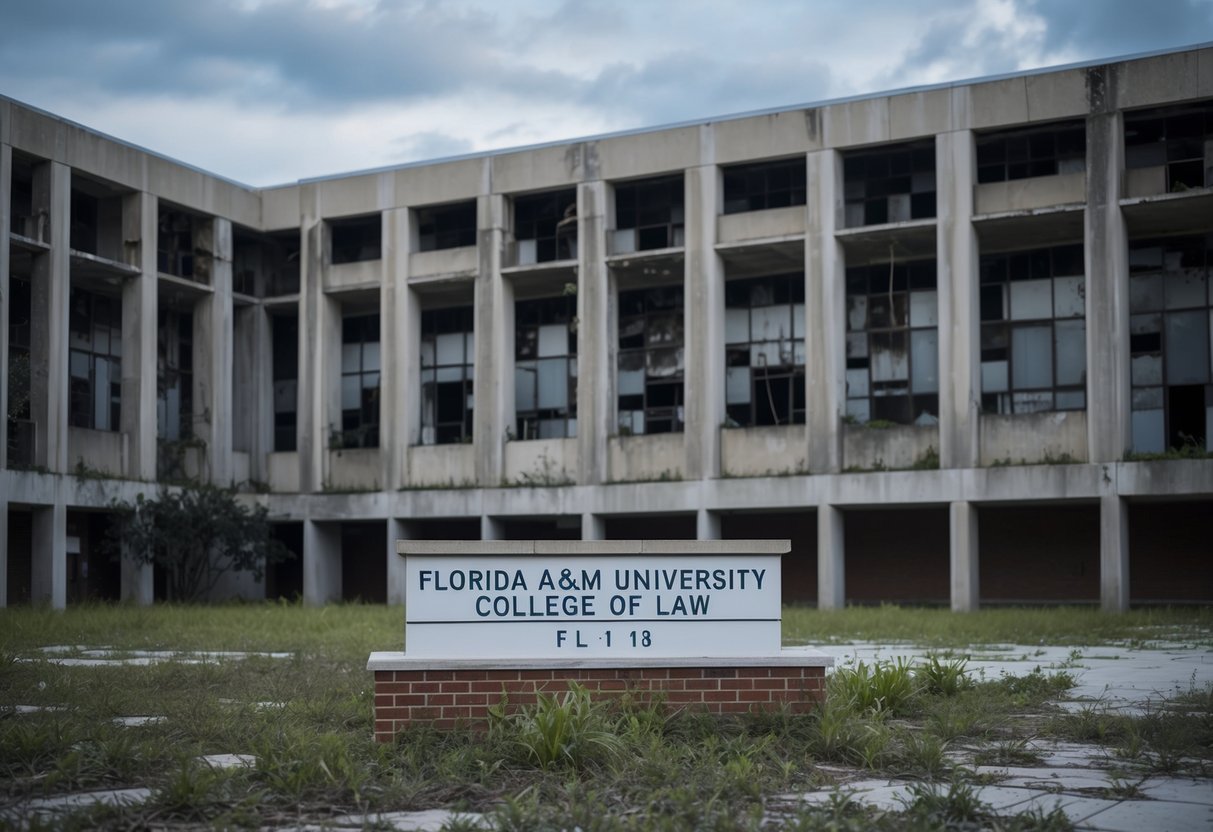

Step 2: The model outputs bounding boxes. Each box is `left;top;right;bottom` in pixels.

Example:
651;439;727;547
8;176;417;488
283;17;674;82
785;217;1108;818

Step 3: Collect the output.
1;0;1210;187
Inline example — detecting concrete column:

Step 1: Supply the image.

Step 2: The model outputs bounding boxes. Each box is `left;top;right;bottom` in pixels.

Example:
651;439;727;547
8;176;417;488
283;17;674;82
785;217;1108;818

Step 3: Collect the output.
816;503;845;609
481;515;503;540
302;519;341;605
473;192;511;486
1100;495;1129;612
1086;107;1130;463
382;208;413;489
806;150;844;474
576;180;611;484
29;161;71;472
31;501;67;608
684;151;725;480
949;500;979;611
120;547;154;606
696;508;721;540
937;131;980;470
581;513;605;541
387;518;408;605
0;143;11;469
120;192;158;480
195;217;233;484
297;196;324;492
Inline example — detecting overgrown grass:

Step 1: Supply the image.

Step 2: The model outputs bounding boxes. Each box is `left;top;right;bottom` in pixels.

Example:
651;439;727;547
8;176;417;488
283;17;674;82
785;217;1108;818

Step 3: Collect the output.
1;603;1209;829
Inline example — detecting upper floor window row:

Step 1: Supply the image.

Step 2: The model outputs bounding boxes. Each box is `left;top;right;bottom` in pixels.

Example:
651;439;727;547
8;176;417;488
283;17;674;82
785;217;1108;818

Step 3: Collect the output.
976;121;1085;184
723;158;806;214
843;141;936;228
1125;100;1213;192
615;175;685;252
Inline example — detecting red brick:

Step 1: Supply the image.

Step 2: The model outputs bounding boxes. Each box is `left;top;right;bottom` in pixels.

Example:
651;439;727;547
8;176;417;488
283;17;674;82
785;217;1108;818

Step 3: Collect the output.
442;706;472;719
720;679;754;690
455;693;490;706
704;668;736;679
702;690;738;703
374;694;394;707
668;668;702;678
685;679;720;691
738;689;773;702
440;681;471;693
411;706;441;720
377;707;415;720
665;691;703;704
484;670;521;681
392;694;427;706
718;702;753;714
753;677;787;690
376;682;417;695
424;671;455;681
426;694;454;706
519;670;553;680
411;682;441;694
640;668;670;679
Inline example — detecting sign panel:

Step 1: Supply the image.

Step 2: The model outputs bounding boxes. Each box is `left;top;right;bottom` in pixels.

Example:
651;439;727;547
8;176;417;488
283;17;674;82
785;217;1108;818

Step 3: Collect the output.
404;548;783;659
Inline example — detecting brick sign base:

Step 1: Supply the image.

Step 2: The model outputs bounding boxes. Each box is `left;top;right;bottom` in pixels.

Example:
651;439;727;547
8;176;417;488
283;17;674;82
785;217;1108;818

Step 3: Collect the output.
368;653;831;742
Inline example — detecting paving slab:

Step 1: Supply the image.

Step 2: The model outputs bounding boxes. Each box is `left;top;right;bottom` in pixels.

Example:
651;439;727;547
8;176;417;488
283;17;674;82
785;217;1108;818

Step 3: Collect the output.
1074;797;1213;831
199;753;258;769
0;787;153;826
112;715;165;727
972;765;1115;792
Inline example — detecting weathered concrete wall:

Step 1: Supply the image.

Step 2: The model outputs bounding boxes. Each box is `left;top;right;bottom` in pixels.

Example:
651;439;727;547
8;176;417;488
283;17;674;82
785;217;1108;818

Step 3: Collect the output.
408;247;477;280
608;434;685;482
974;172;1086;215
979;411;1089;466
268;451;300;493
843;424;939;471
721;425;809;477
327;448;382;491
503;438;579;486
717;206;805;244
68;427;127;478
406;444;476;488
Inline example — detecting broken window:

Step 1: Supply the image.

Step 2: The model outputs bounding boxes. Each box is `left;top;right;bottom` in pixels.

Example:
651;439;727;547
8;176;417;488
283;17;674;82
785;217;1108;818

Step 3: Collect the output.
514;189;577;264
722;157;807;214
979;244;1086;415
515;295;577;439
844;259;938;425
617;285;684;435
330;215;382;264
156;309;193;440
7;276;33;466
843;140;935;227
157;206;200;280
420;306;474;444
68;288;122;432
1128;234;1213;453
9;156;35;238
724;274;806;426
417;201;476;252
976;121;1085;184
272;313;298;452
340;313;380;448
234;229;300;296
1124;100;1213;192
615;175;684;251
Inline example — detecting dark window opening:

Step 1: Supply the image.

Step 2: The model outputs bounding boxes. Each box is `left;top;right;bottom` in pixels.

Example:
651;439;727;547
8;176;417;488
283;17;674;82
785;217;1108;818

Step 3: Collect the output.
272;314;298;452
157;309;193;440
722;157;807;214
69;288;122;431
235;228;302;297
843;141;936;227
330;215;382;264
515;295;577;439
417;201;476;252
1124;100;1213;192
421;306;474;445
10;159;35;239
1128;234;1213;453
724;274;806;427
514;189;577;263
845;259;938;425
976;121;1086;184
615;175;684;251
340;313;380;448
618;285;684;434
158;207;200;280
978;244;1086;415
7;276;33;467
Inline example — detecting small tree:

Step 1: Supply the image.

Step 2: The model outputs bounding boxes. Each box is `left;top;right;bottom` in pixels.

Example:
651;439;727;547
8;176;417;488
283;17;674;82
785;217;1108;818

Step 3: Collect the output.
108;485;289;602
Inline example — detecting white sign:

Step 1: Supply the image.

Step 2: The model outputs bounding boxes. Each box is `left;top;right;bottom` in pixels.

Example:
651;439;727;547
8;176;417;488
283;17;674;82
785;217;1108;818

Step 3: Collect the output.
403;545;785;659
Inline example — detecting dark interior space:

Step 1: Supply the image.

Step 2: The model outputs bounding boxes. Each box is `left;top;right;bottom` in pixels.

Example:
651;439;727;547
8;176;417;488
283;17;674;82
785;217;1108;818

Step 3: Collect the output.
844;507;949;604
498;517;581;540
603;514;697;540
1129;501;1213;603
720;511;817;604
403;518;482;540
979;505;1100;603
66;511;121;604
341;522;387;603
265;522;304;601
7;509;32;605
1168;385;1207;449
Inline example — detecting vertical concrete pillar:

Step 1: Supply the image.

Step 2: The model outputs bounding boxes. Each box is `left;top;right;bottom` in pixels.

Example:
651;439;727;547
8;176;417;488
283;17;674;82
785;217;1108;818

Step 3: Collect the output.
0;142;11;469
481;515;503;540
120;547;154;606
120;192;158;480
806;150;844;474
196;217;233;484
245;303;273;484
297;192;324;492
949;500;979;611
473;191;511;486
937;131;980;470
31;502;67;608
387;518;409;605
581;513;605;541
577;180;611;484
696;508;721;540
1086;103;1130;463
382;208;413;490
816;503;845;609
302;519;341;605
1100;494;1129;612
29;161;71;472
684;143;725;481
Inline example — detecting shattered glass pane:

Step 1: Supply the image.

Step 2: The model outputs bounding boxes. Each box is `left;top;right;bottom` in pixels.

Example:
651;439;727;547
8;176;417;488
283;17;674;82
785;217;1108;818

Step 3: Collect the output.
420;340;435;368
870;332;909;382
646;346;683;378
538;324;567;358
1131;354;1162;385
751;306;789;342
1164;269;1206;310
436;332;463;365
846;368;869;398
1012;391;1053;413
537;358;568;409
909;291;938;327
1052;276;1084;318
1130;274;1163;313
847;332;869;360
847;295;868;331
751;341;784;368
1132;386;1163;409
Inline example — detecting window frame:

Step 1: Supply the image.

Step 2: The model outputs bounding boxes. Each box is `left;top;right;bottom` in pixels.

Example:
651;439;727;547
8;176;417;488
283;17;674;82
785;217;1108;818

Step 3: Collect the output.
513;189;578;263
617;285;685;435
340;313;381;449
417;201;477;252
842;141;936;228
975;121;1086;185
69;287;123;432
724;273;806;427
514;295;578;440
614;175;685;251
722;157;807;215
420;306;475;445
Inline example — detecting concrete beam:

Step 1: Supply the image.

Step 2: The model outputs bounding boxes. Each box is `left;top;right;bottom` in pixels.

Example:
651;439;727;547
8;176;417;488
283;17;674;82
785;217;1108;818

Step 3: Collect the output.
816;503;845;609
382;208;412;489
581;513;606;541
696;508;721;540
806;150;844;474
1100;494;1129;612
303;519;341;606
949;500;979;611
481;515;504;541
31;501;66;608
29;161;71;473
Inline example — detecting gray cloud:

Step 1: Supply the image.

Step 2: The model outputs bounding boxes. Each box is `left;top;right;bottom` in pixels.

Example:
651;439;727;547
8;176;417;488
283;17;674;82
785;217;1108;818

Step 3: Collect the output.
1031;0;1213;56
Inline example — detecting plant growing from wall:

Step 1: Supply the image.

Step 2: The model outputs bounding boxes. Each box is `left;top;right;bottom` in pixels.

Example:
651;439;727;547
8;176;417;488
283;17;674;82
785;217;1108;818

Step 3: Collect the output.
105;485;288;602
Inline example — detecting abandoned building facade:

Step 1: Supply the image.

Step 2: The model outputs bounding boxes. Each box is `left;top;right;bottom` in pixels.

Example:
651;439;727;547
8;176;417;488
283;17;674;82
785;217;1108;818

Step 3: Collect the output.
2;45;1211;610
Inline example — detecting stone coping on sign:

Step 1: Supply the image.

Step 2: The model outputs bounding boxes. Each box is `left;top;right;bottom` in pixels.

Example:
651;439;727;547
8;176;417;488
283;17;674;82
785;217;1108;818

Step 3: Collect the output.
367;647;833;672
396;540;791;556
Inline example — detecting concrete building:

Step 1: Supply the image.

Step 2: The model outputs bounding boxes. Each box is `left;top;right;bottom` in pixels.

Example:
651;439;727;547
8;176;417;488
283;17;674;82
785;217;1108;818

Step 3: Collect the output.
3;45;1212;611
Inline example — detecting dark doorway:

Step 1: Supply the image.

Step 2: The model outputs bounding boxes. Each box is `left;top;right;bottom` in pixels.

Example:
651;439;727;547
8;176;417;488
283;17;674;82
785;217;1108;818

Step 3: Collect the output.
266;522;304;601
342;522;387;603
